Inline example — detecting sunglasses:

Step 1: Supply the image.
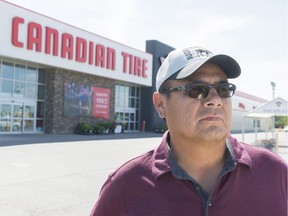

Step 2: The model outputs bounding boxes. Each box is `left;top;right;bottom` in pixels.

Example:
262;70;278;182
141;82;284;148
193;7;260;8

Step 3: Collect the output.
160;82;236;99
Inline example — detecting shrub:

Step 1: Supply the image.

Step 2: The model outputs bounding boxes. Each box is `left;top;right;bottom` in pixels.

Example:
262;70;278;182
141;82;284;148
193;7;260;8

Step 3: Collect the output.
77;123;93;134
154;123;168;133
93;125;105;134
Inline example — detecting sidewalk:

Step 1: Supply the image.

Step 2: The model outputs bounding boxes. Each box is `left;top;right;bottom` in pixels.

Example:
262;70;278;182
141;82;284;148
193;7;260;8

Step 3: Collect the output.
0;132;163;146
1;131;287;147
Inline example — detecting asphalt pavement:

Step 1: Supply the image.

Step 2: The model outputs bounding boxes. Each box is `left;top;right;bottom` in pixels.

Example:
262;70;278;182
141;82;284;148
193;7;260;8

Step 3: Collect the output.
0;132;163;216
0;132;162;146
0;131;287;216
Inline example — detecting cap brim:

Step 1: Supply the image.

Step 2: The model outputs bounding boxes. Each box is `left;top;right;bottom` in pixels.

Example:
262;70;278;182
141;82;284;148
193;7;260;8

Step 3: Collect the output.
176;54;241;80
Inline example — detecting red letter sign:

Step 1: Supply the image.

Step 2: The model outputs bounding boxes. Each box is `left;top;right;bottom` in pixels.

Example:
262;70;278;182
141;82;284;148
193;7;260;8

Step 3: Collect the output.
12;17;24;47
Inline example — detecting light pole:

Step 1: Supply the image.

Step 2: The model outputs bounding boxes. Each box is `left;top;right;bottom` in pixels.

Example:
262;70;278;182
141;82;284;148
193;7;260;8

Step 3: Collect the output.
270;81;276;139
271;81;276;99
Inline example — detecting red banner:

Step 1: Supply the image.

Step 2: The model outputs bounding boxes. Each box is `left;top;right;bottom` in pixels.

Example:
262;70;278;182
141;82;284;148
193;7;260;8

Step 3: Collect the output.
93;87;110;119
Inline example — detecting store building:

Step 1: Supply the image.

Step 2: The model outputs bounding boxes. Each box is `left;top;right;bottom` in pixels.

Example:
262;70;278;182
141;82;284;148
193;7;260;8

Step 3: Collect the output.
0;1;153;134
0;1;268;134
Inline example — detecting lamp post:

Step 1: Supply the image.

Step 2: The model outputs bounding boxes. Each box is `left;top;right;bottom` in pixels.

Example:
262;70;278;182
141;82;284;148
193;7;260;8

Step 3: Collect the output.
270;81;276;139
271;81;276;99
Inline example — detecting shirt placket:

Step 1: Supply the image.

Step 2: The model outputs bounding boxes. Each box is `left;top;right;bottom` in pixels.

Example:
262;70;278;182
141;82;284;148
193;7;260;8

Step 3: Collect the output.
168;140;237;216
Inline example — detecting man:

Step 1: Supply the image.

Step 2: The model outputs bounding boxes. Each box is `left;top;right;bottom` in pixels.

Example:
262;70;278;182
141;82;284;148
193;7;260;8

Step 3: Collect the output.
90;46;287;216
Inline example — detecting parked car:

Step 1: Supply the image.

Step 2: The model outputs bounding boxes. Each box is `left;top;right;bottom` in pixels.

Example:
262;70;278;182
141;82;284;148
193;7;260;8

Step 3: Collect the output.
284;126;288;132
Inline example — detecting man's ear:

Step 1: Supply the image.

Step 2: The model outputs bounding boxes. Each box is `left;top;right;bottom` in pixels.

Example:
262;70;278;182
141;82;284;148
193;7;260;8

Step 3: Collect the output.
153;92;166;119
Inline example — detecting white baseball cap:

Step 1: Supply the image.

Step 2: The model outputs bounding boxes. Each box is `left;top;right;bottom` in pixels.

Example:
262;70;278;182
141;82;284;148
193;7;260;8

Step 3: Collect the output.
156;46;241;91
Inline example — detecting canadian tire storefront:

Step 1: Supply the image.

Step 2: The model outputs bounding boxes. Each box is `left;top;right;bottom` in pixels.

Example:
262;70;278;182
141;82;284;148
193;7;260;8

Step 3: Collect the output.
0;1;153;134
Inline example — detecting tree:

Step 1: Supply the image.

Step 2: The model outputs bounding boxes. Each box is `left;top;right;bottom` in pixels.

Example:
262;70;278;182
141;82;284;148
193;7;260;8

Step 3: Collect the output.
274;116;288;128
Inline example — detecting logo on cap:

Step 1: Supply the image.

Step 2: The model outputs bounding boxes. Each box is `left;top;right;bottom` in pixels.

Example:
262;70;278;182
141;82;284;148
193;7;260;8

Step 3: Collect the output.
183;47;213;60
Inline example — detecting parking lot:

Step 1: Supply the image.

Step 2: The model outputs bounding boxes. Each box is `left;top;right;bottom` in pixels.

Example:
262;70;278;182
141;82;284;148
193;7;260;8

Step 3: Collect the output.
0;132;287;216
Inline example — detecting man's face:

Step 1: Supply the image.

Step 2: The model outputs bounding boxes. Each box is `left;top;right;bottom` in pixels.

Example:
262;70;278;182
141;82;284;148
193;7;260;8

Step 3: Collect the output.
154;63;232;142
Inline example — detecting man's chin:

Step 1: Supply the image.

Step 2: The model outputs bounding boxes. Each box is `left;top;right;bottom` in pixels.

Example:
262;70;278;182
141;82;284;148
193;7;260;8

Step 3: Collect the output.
197;127;229;141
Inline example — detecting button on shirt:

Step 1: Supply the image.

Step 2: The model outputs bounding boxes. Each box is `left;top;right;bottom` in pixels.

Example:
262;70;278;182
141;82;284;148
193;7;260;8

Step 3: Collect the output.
168;138;237;215
90;132;288;216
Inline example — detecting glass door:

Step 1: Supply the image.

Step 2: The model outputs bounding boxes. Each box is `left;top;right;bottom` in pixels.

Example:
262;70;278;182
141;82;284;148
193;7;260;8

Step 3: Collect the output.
23;103;36;132
115;108;138;132
115;85;141;132
0;102;23;133
0;103;12;132
12;103;23;132
0;102;36;133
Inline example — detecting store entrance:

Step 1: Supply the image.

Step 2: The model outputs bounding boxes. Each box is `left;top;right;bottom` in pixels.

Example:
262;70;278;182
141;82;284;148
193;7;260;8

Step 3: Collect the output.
0;101;36;133
115;84;141;132
115;108;139;132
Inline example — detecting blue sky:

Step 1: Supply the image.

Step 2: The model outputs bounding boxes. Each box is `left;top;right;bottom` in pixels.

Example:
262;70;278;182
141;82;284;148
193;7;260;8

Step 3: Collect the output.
5;0;288;101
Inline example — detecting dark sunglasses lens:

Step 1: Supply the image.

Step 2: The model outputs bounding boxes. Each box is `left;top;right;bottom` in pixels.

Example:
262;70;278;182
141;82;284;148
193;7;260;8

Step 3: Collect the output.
186;85;209;99
216;84;235;98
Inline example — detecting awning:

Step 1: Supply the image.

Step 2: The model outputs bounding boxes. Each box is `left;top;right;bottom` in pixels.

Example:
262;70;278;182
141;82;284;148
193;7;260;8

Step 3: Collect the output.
243;97;288;118
241;97;288;142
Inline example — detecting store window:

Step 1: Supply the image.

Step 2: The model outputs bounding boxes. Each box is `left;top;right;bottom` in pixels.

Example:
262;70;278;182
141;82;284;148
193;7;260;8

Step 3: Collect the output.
14;81;25;96
115;84;140;132
15;64;26;81
2;62;13;79
2;80;13;94
0;61;46;133
0;61;39;98
115;85;129;107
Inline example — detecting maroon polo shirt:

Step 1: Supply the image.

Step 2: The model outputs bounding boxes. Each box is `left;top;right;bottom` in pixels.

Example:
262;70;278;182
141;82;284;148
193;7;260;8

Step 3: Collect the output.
90;132;287;216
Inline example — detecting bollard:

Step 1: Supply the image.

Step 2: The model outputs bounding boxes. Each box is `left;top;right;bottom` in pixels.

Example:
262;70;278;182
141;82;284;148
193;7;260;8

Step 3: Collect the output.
141;120;146;132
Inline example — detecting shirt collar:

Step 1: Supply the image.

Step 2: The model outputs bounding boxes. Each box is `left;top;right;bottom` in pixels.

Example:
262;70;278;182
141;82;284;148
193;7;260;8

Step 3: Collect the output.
227;134;252;168
151;131;171;180
151;131;252;180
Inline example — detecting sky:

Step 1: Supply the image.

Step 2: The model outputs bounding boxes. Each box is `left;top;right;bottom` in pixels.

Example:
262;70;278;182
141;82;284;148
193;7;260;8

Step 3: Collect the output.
5;0;288;101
